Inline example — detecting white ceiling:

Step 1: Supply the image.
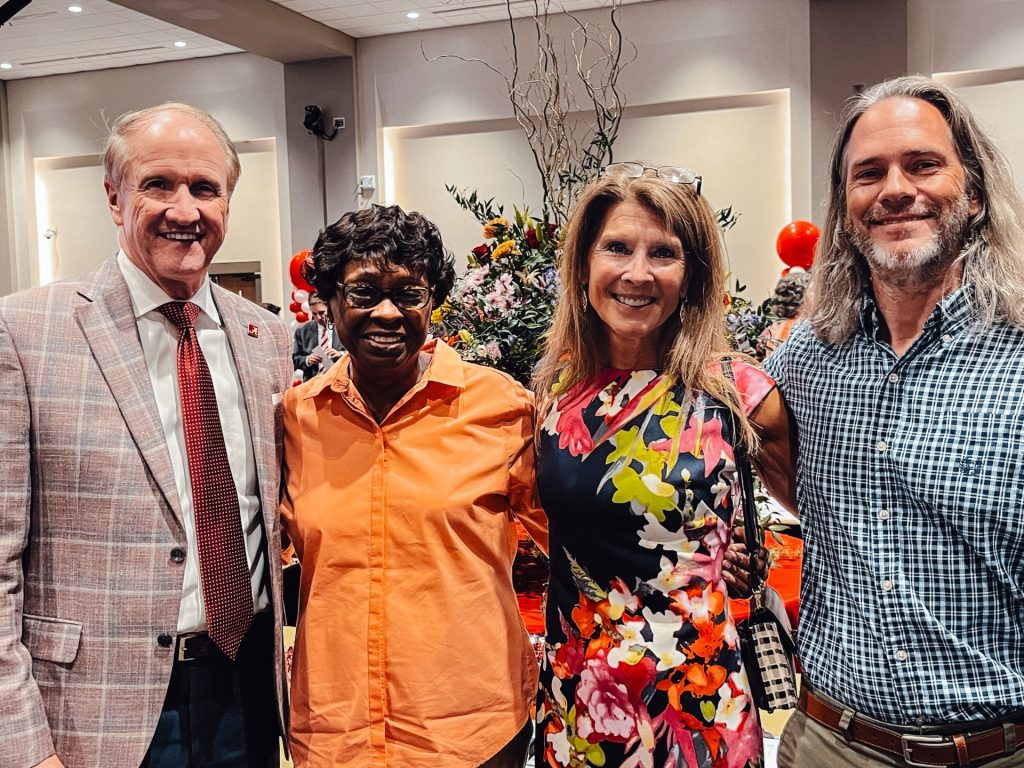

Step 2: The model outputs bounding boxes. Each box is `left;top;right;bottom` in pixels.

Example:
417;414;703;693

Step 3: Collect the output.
0;0;648;81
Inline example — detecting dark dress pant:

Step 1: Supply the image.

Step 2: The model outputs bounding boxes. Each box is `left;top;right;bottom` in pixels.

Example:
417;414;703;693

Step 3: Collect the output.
141;612;278;768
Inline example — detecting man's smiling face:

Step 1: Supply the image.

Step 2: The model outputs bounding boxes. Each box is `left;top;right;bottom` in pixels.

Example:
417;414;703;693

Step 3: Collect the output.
105;109;231;299
843;96;979;281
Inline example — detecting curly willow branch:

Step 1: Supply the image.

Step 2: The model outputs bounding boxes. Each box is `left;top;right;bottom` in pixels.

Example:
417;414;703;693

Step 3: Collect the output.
423;0;635;223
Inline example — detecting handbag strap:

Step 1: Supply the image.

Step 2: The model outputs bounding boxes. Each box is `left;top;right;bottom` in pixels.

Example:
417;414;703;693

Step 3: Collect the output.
735;438;765;595
720;360;765;595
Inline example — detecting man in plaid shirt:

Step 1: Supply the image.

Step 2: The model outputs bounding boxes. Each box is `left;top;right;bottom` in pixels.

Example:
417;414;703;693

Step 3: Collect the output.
766;76;1024;767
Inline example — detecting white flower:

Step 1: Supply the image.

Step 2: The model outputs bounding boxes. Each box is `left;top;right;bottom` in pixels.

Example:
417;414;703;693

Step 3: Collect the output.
716;678;749;730
638;513;700;554
645;555;687;594
641;606;686;670
548;718;572;764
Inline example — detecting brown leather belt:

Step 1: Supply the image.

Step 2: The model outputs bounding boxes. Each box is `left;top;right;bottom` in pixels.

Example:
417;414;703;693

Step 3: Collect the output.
800;687;1024;767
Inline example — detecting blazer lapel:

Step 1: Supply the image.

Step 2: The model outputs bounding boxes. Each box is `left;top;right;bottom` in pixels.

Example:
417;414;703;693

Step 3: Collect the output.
215;289;277;519
74;257;184;526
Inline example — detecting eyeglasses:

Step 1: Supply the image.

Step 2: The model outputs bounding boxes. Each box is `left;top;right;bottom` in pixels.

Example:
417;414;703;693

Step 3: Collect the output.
339;282;431;311
601;162;702;195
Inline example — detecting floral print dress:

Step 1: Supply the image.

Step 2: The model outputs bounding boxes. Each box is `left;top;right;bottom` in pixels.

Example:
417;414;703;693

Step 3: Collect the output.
535;364;774;768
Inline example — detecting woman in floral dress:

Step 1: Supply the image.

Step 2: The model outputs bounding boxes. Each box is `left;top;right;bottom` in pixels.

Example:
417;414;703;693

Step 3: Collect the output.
532;165;796;768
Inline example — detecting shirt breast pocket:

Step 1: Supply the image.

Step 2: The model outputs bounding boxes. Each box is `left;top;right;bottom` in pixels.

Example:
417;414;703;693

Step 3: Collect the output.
934;409;1024;512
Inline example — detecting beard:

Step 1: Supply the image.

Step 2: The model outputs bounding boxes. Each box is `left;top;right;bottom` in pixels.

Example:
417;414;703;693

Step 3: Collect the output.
846;193;972;288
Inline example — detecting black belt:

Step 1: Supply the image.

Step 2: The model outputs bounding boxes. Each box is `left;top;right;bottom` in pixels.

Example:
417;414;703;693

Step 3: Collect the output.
800;687;1024;767
175;632;221;662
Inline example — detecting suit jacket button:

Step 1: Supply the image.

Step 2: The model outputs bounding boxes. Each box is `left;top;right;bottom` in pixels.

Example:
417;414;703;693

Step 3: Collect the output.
170;547;186;563
157;632;174;648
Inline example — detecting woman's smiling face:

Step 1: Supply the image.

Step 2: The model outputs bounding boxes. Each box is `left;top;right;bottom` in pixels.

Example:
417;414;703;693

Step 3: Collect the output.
586;199;687;369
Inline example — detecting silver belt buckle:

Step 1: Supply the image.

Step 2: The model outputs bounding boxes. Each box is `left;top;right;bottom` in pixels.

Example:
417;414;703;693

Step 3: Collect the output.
900;733;951;768
176;631;202;662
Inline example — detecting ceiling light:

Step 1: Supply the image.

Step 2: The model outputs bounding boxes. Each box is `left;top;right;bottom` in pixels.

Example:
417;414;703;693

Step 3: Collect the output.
174;40;187;48
0;63;12;70
406;11;420;19
68;4;82;12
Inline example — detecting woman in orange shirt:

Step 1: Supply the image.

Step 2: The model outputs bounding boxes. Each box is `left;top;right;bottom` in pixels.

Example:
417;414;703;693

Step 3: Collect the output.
280;204;547;768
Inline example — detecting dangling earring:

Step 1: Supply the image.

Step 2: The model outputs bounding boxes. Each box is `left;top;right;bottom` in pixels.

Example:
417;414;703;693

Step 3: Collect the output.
581;287;589;313
678;298;687;322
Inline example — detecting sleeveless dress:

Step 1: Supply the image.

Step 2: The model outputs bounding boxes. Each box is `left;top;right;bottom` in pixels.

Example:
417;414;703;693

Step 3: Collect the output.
535;364;774;768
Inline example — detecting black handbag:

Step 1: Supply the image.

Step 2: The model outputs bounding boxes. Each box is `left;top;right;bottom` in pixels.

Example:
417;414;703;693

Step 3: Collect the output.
734;438;799;712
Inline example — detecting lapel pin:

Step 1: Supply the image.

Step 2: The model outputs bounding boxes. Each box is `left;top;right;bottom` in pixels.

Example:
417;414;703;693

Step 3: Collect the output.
247;323;259;338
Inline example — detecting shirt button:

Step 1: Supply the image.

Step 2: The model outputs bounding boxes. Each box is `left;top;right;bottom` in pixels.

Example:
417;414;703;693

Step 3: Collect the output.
941;334;952;343
879;508;890;521
170;547;186;563
157;633;174;648
876;440;888;452
881;579;893;591
888;372;899;383
894;649;908;661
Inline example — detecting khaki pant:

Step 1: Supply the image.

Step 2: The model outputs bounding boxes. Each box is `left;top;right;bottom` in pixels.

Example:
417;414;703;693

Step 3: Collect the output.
779;708;1024;768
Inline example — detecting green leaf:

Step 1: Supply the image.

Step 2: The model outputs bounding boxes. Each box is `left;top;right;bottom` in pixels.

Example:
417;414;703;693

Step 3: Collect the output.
585;743;607;766
700;699;717;722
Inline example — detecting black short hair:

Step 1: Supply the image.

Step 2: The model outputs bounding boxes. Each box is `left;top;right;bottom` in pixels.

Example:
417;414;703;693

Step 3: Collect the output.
303;204;456;304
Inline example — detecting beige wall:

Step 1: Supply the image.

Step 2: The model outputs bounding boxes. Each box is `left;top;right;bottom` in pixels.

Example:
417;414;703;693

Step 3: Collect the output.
359;0;812;299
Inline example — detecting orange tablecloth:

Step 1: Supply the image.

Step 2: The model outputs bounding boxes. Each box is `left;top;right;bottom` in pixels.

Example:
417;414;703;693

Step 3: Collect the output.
728;532;802;628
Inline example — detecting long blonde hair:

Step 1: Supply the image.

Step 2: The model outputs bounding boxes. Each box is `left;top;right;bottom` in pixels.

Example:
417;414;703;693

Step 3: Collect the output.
534;172;756;448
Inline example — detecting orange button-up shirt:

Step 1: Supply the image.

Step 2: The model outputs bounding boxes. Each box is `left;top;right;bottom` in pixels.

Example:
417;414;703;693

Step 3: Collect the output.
281;340;548;767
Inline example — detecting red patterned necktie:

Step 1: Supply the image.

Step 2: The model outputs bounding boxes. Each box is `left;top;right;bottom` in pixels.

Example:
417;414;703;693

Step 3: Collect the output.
158;301;253;660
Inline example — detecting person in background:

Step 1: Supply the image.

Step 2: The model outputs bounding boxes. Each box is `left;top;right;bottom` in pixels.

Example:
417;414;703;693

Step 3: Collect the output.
280;204;548;767
261;301;282;315
766;76;1024;767
292;292;343;381
0;103;292;768
532;163;795;768
762;269;809;355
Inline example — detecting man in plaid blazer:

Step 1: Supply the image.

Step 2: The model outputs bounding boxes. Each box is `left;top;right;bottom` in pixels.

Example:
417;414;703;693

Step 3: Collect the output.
0;104;292;767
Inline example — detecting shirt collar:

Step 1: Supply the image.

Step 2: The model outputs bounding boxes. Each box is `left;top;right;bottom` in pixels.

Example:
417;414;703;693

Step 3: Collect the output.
304;337;466;400
117;250;221;326
858;282;975;342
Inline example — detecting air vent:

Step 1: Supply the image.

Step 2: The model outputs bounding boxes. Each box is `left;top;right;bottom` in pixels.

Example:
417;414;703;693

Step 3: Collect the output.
433;0;538;14
22;46;166;67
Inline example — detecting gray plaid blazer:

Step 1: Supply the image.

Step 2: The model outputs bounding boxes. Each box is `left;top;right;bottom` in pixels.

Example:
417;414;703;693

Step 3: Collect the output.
0;256;293;767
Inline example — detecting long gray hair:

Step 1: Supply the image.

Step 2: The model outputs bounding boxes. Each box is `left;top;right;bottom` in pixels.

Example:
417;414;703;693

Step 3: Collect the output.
808;75;1024;344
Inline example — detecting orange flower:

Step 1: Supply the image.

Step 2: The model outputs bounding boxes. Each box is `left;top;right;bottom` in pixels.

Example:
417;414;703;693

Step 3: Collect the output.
482;217;509;239
681;663;727;697
491;239;517;260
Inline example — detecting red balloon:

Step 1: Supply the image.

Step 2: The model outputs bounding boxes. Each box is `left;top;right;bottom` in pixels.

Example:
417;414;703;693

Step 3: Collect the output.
289;250;314;292
295;311;309;323
289;301;302;313
776;221;819;270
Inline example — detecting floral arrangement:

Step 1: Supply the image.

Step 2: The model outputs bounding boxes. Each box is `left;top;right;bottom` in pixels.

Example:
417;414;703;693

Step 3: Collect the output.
434;187;561;384
723;279;778;363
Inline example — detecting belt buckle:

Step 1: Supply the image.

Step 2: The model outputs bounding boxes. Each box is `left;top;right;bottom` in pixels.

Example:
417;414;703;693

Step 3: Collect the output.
900;733;951;768
176;632;201;662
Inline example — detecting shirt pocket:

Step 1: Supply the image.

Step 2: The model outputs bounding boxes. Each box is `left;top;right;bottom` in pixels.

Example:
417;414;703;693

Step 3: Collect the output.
926;409;1024;520
22;613;83;665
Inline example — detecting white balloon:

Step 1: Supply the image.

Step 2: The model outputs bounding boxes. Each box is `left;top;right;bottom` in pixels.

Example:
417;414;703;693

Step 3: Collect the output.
293;289;309;302
301;301;310;313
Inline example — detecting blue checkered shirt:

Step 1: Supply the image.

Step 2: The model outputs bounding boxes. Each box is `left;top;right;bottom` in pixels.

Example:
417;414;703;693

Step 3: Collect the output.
765;286;1024;724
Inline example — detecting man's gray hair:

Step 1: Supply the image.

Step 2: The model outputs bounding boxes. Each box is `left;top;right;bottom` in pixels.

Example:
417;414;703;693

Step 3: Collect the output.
808;75;1024;344
103;102;241;195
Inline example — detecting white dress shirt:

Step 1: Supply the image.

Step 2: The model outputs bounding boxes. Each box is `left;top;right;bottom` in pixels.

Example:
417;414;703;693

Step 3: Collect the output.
118;251;269;633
